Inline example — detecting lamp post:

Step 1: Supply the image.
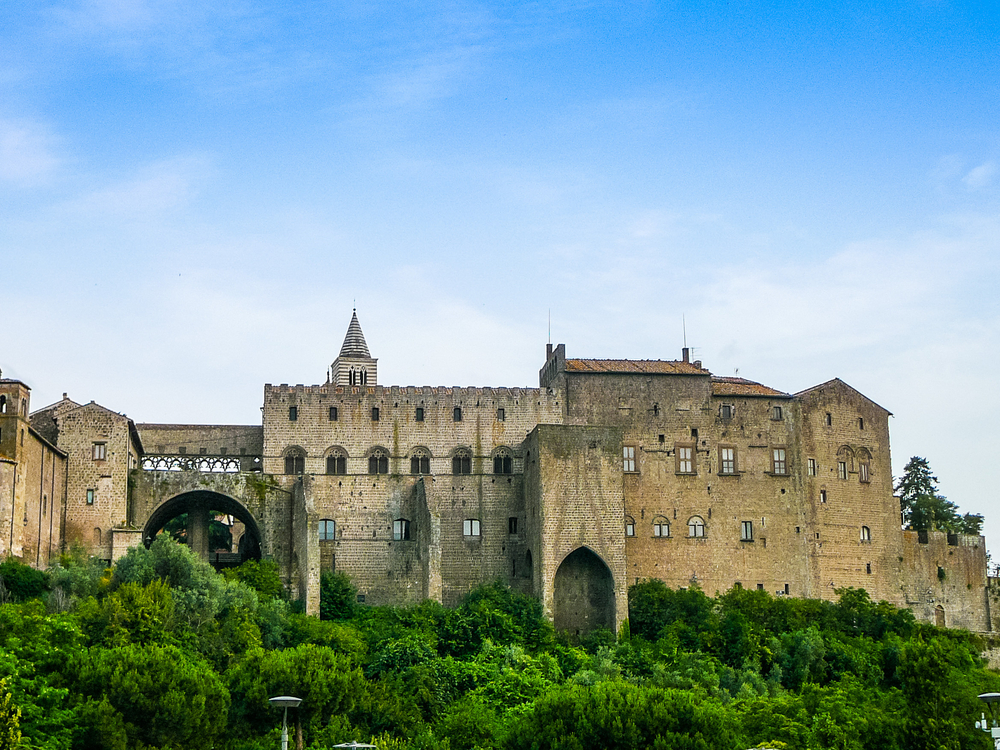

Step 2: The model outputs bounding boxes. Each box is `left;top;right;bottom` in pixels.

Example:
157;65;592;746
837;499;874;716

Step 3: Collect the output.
268;696;302;750
975;692;1000;749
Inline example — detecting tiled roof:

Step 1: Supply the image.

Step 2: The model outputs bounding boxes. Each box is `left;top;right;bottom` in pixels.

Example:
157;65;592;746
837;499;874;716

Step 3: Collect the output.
712;377;789;398
565;359;709;375
339;310;371;359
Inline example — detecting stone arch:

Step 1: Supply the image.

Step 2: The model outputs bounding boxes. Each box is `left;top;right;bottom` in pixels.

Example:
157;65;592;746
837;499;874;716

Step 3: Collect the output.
492;446;513;474
553;546;615;636
837;445;855;471
283;445;306;475
409;446;432;475
935;604;946;627
324;445;348;475
142;490;262;566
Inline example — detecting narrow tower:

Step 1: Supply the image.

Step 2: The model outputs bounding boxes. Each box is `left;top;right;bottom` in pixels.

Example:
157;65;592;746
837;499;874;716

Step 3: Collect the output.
329;310;378;386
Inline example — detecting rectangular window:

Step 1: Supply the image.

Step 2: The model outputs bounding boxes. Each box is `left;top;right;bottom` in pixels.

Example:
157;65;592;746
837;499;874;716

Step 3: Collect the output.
820;489;827;503
626;520;635;537
92;443;106;461
676;445;695;474
859;462;870;483
288;406;298;421
772;448;787;475
284;456;305;474
496;407;505;421
838;461;847;480
757;583;764;591
329;406;338;421
371;406;379;421
825;412;832;426
86;489;95;505
866;562;872;575
720;404;733;420
319;519;336;541
741;520;754;541
771;405;783;420
415;407;424;422
508;517;518;534
453;407;462;422
623;446;637;473
720;447;736;475
784;583;790;595
858;417;865;430
807;458;817;476
392;519;411;541
463;519;481;537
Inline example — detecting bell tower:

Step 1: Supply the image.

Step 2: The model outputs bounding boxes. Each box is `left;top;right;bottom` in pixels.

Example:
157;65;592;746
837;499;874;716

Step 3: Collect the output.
329;310;377;387
0;373;31;462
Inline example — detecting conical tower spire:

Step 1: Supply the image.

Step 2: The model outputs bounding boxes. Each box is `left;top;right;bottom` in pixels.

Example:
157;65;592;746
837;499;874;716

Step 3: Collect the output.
339;309;371;358
329;309;377;386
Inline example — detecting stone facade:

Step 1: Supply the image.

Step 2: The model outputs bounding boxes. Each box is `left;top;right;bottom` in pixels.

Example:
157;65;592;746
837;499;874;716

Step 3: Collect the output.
1;312;991;634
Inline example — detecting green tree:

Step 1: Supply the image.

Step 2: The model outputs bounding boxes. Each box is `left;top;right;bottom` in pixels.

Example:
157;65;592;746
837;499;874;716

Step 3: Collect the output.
320;571;357;620
894;456;978;533
0;679;21;750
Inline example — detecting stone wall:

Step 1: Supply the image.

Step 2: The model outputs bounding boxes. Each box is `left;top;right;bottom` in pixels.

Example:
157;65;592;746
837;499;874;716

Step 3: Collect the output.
903;529;989;631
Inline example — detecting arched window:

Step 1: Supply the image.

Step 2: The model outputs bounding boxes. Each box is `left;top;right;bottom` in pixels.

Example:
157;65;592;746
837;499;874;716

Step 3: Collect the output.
452;449;471;475
326;449;347;475
93;527;102;545
410;448;431;475
493;448;513;475
524;549;533;580
688;516;706;538
393;518;411;541
284;448;306;475
861;525;871;542
368;448;389;475
319;519;336;541
625;516;635;537
935;604;946;628
0;395;6;414
653;517;670;537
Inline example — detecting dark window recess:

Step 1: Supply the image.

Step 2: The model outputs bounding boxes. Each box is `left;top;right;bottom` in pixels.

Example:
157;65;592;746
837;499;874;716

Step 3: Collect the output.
691;428;698;439
288;406;298;421
825;412;832;426
784;583;790;595
415;407;424;422
496;408;505;421
326;455;346;475
368;451;388;474
393;519;411;541
494;454;512;474
720;405;733;420
371;407;380;421
757;583;764;591
918;530;929;544
329;406;338;421
410;455;430;474
453;407;462;422
285;455;305;474
866;563;872;575
453;453;471;475
508;517;518;534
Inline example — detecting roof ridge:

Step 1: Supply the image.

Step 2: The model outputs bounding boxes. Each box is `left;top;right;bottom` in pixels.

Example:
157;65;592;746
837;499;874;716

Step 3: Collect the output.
338;310;371;359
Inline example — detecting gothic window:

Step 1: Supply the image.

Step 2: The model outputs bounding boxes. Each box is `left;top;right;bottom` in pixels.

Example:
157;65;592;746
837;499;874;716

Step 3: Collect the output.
719;446;736;475
368;448;389;475
463;519;481;537
410;448;431;475
326;450;347;475
652;517;670;537
688;516;706;538
452;449;471;475
676;444;695;474
319;519;336;541
393;518;411;541
284;449;306;475
772;448;788;475
493;448;512;475
623;446;637;473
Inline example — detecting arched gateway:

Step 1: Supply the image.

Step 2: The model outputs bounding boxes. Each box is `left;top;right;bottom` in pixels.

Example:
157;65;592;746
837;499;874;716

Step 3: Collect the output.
143;490;262;567
553;547;615;635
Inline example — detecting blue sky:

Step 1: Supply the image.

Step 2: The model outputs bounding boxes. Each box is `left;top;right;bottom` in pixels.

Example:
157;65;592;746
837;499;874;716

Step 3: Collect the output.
3;1;999;551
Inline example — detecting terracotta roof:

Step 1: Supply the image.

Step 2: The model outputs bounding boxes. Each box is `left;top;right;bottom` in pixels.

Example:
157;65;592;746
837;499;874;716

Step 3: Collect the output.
711;377;790;398
339;310;371;359
565;359;709;375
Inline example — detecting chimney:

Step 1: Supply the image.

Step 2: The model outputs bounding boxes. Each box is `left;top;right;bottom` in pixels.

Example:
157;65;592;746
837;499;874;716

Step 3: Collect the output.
682;347;690;363
546;343;553;359
63;393;67;400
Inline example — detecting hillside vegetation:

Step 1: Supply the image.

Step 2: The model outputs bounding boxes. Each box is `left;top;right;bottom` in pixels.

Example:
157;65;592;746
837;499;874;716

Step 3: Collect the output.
0;538;996;750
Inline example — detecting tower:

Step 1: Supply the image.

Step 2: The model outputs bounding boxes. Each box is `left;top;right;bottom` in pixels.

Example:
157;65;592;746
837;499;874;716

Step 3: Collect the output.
329;310;377;387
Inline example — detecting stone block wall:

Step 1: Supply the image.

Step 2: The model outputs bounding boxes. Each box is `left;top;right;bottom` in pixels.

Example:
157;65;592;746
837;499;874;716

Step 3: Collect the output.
903;529;988;631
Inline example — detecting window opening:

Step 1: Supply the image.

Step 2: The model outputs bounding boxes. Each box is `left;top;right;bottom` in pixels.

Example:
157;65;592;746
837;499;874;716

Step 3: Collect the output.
859;461;870;483
319;519;336;541
807;458;817;476
452;450;471;475
329;406;338;421
508;517;518;534
866;562;872;575
496;408;505;421
772;448;787;475
720;447;736;475
285;453;305;474
371;406;380;421
653;519;670;537
86;489;95;505
623;446;637;473
861;525;871;542
410;452;430;475
463;519;481;537
741;520;754;541
453;406;462;422
415;407;424;422
288;406;298;421
393;519;411;541
820;490;827;503
625;517;635;537
688;516;706;538
326;453;347;475
772;405;783;420
677;445;695;474
859;417;865;430
494;450;513;474
825;412;832;426
368;449;389;475
838;461;847;480
92;443;107;461
720;404;733;420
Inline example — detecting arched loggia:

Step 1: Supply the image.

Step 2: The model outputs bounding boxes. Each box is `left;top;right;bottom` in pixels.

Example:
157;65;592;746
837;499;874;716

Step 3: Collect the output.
553;547;615;637
143;490;262;568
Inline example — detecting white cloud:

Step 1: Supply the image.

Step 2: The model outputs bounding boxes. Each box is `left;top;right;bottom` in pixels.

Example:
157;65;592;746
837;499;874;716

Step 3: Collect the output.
0;119;59;184
963;161;996;190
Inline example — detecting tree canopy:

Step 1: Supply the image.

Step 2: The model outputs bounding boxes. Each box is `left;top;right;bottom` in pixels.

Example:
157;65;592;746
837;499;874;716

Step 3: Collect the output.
896;456;983;534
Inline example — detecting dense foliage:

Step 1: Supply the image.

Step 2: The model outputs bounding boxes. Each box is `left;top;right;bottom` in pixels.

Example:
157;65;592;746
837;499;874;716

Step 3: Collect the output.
0;538;996;750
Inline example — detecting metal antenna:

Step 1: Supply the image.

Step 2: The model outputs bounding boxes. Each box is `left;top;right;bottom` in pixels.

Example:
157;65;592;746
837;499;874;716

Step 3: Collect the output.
548;309;551;345
683;315;687;349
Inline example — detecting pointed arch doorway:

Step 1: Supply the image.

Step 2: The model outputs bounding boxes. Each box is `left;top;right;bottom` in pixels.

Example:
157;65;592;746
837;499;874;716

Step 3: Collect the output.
553;547;615;636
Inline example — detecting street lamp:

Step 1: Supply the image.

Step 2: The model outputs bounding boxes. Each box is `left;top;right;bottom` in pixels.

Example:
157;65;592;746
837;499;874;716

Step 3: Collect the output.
975;692;1000;749
268;696;302;750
